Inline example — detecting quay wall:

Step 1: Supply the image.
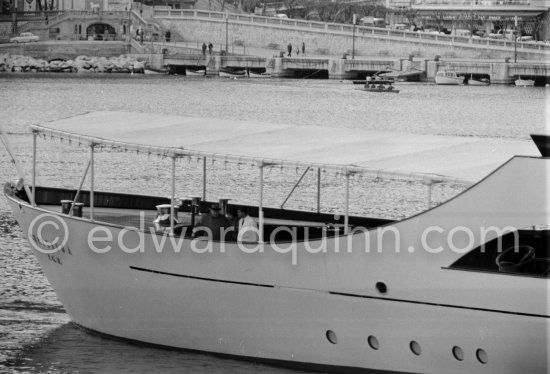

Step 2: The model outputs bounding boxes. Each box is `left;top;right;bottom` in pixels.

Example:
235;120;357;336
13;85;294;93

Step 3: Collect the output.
160;18;547;62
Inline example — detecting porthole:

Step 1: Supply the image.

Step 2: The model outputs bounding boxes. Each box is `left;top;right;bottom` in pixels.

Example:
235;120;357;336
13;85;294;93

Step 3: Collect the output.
326;330;337;344
410;340;421;356
367;335;379;350
375;281;387;294
476;348;488;364
452;346;464;361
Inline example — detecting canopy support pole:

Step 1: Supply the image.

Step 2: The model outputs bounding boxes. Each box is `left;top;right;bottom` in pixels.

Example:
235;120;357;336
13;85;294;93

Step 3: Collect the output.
258;163;264;243
345;172;350;235
280;167;310;209
69;160;91;216
90;144;95;221
171;156;176;235
0;124;34;205
426;181;444;209
202;156;206;201
317;168;321;213
31;131;37;207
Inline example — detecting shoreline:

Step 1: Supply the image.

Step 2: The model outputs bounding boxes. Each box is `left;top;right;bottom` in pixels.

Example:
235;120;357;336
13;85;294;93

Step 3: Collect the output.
0;53;147;74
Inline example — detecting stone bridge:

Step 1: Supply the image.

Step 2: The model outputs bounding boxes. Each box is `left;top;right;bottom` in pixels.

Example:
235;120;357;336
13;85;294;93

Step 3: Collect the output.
160;53;550;83
154;9;550;62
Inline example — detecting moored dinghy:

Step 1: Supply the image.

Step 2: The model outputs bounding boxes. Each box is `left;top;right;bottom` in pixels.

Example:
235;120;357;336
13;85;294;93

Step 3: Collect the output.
186;67;206;76
515;76;535;86
2;111;549;374
467;75;490;86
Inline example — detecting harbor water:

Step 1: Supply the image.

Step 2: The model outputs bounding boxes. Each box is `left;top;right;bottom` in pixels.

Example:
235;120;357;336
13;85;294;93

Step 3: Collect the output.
0;74;548;373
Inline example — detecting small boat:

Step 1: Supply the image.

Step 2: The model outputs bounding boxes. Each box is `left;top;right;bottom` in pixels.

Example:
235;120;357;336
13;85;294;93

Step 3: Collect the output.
144;68;168;75
2;112;549;374
186;68;206;76
515;77;535;86
219;67;247;78
467;75;490;86
435;70;464;85
356;84;399;93
249;70;271;78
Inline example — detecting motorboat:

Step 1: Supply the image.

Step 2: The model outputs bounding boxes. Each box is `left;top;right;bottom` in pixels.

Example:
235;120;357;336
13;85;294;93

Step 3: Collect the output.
467;75;490;86
356;84;399;93
185;67;206;76
249;70;271;78
144;68;168;75
219;67;247;77
2;112;549;374
435;70;464;85
515;77;535;86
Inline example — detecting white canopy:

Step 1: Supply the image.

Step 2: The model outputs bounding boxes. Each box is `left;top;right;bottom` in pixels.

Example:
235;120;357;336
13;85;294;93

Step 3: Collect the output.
30;111;540;185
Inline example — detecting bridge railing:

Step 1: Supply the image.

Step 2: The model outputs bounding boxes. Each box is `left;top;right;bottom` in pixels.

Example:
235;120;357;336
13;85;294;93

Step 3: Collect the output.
153;9;550;52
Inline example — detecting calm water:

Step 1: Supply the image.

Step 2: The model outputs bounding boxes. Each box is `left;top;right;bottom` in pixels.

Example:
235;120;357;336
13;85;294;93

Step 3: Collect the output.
0;73;548;373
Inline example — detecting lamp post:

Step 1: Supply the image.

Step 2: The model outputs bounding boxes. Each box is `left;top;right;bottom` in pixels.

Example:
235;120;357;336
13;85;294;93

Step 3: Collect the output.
514;15;518;63
352;13;356;59
11;0;17;34
225;10;228;54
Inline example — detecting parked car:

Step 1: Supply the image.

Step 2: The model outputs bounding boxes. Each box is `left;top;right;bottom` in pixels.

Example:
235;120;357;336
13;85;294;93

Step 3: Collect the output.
9;32;40;43
489;29;517;40
473;30;488;38
517;35;534;43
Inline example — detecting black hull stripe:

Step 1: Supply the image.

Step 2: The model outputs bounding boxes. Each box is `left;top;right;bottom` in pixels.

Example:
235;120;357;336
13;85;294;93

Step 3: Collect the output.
130;266;274;288
130;266;549;319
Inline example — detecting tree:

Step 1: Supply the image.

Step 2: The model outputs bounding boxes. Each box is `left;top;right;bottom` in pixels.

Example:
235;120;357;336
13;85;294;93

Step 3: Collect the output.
431;10;448;33
460;10;483;35
531;13;545;41
241;0;261;13
402;7;418;28
316;0;340;23
281;0;299;18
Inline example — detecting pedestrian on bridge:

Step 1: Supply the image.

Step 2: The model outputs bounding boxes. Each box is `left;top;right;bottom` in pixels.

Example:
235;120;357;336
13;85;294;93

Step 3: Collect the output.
202;43;207;56
302;42;305;56
208;42;213;55
287;43;292;57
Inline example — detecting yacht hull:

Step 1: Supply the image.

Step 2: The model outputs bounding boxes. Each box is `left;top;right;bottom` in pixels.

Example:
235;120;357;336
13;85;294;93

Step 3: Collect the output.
4;155;550;374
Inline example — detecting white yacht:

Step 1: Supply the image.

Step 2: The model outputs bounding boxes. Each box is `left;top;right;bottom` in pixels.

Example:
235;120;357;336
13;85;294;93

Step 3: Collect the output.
2;112;548;374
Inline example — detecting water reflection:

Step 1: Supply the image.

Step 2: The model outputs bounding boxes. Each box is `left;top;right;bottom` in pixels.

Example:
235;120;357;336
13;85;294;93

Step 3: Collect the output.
0;74;547;373
6;323;302;374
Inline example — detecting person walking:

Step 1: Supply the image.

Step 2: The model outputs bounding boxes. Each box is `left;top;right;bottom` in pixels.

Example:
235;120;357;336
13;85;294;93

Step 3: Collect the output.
302;42;305;56
208;42;213;55
202;42;207;56
287;43;292;57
